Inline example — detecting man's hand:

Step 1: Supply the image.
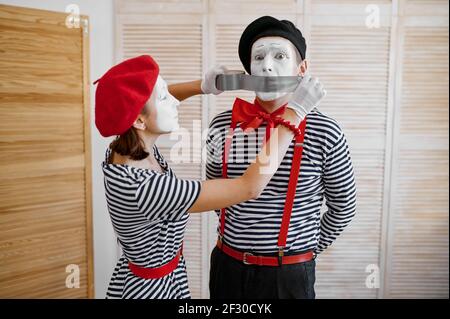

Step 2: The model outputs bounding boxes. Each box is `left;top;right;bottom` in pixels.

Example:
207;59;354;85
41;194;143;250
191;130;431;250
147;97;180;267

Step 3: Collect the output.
201;65;228;95
287;73;327;119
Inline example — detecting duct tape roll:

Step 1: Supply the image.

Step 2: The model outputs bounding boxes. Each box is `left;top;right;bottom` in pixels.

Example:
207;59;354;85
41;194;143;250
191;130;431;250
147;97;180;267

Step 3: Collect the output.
215;71;303;93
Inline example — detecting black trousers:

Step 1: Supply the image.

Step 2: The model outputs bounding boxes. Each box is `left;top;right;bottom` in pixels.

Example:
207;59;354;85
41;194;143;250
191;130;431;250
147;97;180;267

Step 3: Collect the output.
209;246;316;299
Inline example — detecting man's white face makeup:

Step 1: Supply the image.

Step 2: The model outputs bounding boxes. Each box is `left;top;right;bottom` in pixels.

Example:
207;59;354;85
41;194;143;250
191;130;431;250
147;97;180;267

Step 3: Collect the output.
250;36;302;101
150;76;180;133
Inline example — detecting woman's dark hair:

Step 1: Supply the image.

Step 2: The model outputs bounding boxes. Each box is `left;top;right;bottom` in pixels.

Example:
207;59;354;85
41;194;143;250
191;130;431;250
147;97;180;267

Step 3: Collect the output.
109;106;149;161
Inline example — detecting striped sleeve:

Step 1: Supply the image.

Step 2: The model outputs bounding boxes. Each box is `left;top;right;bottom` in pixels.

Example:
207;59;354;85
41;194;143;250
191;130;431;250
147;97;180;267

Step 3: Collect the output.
205;115;227;181
135;174;202;221
316;131;357;254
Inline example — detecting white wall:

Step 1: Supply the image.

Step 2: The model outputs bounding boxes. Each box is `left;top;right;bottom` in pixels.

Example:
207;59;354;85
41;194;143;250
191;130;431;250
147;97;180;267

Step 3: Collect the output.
0;0;116;298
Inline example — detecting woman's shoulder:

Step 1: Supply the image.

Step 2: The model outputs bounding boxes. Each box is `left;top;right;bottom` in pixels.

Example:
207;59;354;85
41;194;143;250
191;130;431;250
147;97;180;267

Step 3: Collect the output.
102;148;157;184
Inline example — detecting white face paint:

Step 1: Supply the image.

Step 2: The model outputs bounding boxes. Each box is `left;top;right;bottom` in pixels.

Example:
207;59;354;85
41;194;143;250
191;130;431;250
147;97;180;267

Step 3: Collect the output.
250;36;302;101
150;76;180;133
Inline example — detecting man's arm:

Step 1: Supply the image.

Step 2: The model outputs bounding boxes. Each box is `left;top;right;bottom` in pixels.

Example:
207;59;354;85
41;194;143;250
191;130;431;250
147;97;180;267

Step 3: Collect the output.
316;131;357;254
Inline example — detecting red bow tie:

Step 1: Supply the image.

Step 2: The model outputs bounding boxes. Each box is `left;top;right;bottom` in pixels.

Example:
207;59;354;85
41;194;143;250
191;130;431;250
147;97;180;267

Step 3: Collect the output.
231;98;287;141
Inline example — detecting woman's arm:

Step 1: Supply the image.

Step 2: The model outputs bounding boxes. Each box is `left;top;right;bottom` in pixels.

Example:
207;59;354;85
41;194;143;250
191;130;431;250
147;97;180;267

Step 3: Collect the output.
188;108;300;213
168;80;202;102
168;65;227;101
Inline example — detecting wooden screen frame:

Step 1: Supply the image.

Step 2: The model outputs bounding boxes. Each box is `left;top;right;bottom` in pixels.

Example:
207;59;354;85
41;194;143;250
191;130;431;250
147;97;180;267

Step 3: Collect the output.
0;4;94;298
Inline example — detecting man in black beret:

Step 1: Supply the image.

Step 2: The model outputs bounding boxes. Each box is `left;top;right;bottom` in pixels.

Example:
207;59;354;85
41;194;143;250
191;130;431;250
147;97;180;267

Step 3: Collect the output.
239;15;307;74
206;16;356;299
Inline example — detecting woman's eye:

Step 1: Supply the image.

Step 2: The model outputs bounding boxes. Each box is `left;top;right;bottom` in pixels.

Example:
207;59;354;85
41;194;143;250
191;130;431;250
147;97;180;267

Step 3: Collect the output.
254;55;264;61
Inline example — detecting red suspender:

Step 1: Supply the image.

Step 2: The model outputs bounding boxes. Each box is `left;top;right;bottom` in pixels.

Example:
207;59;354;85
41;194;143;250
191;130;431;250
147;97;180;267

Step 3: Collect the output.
277;119;307;258
219;123;236;241
218;118;307;257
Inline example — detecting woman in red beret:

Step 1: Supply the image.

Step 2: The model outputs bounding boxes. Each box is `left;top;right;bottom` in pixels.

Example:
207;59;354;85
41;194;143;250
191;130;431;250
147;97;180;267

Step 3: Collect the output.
95;55;320;299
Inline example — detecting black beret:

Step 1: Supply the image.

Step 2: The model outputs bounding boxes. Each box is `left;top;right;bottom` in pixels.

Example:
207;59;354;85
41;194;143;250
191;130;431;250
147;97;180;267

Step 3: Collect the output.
238;16;307;74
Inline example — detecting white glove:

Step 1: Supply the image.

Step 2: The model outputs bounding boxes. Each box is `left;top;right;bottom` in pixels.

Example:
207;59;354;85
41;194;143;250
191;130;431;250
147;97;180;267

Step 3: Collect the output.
287;73;327;120
201;65;228;95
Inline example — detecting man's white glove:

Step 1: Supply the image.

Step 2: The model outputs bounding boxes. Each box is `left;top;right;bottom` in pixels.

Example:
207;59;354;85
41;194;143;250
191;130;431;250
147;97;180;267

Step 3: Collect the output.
201;65;228;95
287;73;327;120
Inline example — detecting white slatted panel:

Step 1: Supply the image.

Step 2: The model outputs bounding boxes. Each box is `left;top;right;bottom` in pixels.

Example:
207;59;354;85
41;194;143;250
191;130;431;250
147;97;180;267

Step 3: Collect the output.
387;6;449;298
212;0;298;16
116;10;205;298
307;1;392;298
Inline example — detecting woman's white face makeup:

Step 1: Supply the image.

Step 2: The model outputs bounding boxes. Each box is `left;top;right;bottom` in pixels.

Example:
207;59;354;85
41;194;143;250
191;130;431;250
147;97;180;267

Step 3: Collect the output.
148;76;180;133
250;36;302;101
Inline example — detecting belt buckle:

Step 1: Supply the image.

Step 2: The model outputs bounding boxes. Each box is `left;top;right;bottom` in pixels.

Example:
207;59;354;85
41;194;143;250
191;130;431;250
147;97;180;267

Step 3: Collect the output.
242;252;253;265
217;235;223;249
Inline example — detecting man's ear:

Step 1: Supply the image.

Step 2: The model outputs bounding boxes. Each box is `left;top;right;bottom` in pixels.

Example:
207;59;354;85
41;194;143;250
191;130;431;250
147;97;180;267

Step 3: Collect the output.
299;59;308;76
132;115;146;131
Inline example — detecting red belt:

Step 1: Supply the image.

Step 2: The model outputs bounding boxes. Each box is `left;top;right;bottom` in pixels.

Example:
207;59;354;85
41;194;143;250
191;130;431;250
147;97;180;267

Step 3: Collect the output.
128;248;182;279
217;240;314;266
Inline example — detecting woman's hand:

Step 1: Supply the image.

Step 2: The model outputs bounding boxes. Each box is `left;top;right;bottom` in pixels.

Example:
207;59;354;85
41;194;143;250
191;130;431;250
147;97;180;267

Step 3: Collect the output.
201;65;228;95
287;73;327;119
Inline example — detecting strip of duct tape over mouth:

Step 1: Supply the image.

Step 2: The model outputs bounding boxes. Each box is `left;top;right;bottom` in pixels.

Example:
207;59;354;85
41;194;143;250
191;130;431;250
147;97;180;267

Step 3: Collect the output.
215;70;303;93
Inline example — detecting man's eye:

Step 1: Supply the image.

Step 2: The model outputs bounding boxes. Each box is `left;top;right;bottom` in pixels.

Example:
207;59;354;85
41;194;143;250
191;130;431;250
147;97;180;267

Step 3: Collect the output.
275;53;286;59
254;55;264;61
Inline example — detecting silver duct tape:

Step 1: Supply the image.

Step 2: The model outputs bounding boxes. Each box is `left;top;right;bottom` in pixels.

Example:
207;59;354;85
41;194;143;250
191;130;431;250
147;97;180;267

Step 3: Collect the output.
216;72;303;93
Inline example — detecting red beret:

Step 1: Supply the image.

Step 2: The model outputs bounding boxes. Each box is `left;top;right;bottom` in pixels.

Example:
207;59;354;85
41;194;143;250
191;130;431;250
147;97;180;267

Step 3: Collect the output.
94;55;159;137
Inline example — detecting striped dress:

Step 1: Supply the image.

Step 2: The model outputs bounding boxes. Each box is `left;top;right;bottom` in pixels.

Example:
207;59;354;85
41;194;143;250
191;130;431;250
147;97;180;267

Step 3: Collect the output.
102;146;201;299
206;103;357;255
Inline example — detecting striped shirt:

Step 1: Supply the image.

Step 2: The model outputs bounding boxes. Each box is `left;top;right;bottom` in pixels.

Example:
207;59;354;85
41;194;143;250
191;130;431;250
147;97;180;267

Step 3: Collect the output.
102;146;201;299
206;102;356;255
